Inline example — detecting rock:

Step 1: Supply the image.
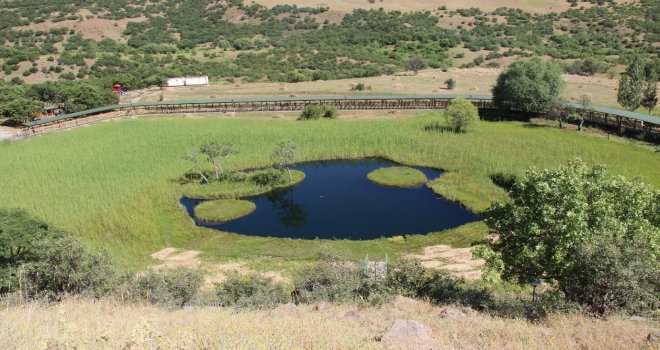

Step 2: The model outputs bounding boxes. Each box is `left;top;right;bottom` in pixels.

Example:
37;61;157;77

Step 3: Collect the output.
313;301;329;311
381;320;433;349
629;316;646;322
439;306;467;320
648;332;660;342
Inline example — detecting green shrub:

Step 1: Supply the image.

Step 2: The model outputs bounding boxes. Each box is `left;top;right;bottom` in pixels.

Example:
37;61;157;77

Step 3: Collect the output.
123;267;203;308
561;238;659;316
215;273;289;308
298;104;338;120
445;97;479;132
24;234;115;300
250;168;286;186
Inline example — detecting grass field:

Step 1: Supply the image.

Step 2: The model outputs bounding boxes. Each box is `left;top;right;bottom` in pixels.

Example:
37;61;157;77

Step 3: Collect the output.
0;112;657;268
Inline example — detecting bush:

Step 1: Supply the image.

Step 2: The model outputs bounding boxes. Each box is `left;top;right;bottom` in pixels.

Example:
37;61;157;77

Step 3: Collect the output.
561;238;659;316
24;234;115;300
444;97;479;132
293;251;362;303
250;168;286;186
215;273;289;308
298;104;338;120
123;267;203;308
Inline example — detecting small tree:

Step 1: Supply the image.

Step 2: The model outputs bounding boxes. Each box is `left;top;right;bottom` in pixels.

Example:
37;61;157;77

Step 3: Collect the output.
200;142;237;180
182;150;209;183
444;97;479;133
270;140;299;182
405;56;426;75
577;94;591;131
492;57;565;113
478;159;659;315
547;99;570;129
641;70;658;115
617;54;645;112
444;78;456;90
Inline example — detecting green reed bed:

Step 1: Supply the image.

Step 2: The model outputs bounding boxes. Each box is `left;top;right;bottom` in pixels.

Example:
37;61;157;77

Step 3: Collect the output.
0;113;656;266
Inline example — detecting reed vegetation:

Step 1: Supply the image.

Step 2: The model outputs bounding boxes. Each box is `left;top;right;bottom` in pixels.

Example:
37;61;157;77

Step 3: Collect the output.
0;113;657;266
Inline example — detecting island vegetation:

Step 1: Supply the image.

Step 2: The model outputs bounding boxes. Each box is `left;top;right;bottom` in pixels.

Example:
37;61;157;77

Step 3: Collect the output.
367;166;428;187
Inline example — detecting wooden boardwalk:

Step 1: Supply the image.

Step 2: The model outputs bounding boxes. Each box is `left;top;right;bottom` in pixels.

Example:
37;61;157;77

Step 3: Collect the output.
21;94;660;139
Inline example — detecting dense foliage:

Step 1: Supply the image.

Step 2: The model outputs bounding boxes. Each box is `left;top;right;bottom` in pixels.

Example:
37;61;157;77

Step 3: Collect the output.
492;57;565;113
0;209;114;299
444;97;479;132
479;159;659;315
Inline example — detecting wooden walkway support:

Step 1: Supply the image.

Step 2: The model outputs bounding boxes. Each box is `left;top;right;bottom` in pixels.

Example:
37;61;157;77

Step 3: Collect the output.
21;94;659;139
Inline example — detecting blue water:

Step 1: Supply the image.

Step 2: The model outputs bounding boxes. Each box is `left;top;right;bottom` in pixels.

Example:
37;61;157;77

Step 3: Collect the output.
180;159;480;240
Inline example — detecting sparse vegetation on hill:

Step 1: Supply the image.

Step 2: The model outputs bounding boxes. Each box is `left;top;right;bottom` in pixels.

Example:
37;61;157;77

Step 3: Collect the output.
0;0;658;104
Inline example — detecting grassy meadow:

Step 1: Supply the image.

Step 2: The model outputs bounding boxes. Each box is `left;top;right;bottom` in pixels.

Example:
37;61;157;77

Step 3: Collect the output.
0;112;658;268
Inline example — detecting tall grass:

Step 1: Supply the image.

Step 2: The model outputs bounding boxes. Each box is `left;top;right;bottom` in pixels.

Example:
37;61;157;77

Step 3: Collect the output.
0;113;657;266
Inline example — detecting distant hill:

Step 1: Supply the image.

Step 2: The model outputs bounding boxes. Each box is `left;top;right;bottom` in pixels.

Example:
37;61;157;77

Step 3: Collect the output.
0;0;657;88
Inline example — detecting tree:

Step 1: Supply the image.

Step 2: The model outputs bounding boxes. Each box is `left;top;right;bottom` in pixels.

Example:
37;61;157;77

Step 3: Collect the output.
0;209;53;293
444;97;479;132
270;140;299;182
492;57;565;113
182;150;209;183
641;70;658;115
0;98;41;122
479;159;659;314
577;94;592;131
617;54;645;112
547;98;570;129
444;78;456;90
405;56;426;75
200;142;237;180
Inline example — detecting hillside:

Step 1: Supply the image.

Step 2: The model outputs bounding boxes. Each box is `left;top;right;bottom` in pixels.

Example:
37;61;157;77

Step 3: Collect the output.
0;0;657;87
2;298;657;349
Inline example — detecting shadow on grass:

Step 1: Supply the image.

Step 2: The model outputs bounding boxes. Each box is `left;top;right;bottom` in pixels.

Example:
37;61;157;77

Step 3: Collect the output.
522;123;555;129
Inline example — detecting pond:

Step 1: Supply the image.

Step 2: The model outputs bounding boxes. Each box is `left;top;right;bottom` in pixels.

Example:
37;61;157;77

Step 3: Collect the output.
180;159;480;240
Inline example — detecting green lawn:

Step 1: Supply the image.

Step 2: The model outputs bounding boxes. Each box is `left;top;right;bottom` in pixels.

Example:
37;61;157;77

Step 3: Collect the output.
0;112;657;267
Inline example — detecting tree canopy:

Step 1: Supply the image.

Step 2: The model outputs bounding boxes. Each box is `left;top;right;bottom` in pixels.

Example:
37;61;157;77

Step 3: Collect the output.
492;57;564;113
479;159;659;314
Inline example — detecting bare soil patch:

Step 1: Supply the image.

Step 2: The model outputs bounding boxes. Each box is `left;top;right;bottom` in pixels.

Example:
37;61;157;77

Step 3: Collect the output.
407;245;485;280
150;247;288;290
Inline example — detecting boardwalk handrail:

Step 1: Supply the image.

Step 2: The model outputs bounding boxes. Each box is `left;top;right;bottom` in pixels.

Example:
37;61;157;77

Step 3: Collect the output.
23;94;660;127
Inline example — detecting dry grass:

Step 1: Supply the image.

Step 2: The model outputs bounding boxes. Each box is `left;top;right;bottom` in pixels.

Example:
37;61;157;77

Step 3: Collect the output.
0;298;656;349
128;67;625;108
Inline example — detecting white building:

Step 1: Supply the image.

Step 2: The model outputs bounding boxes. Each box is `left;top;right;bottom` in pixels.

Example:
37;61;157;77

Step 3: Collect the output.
166;76;209;87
